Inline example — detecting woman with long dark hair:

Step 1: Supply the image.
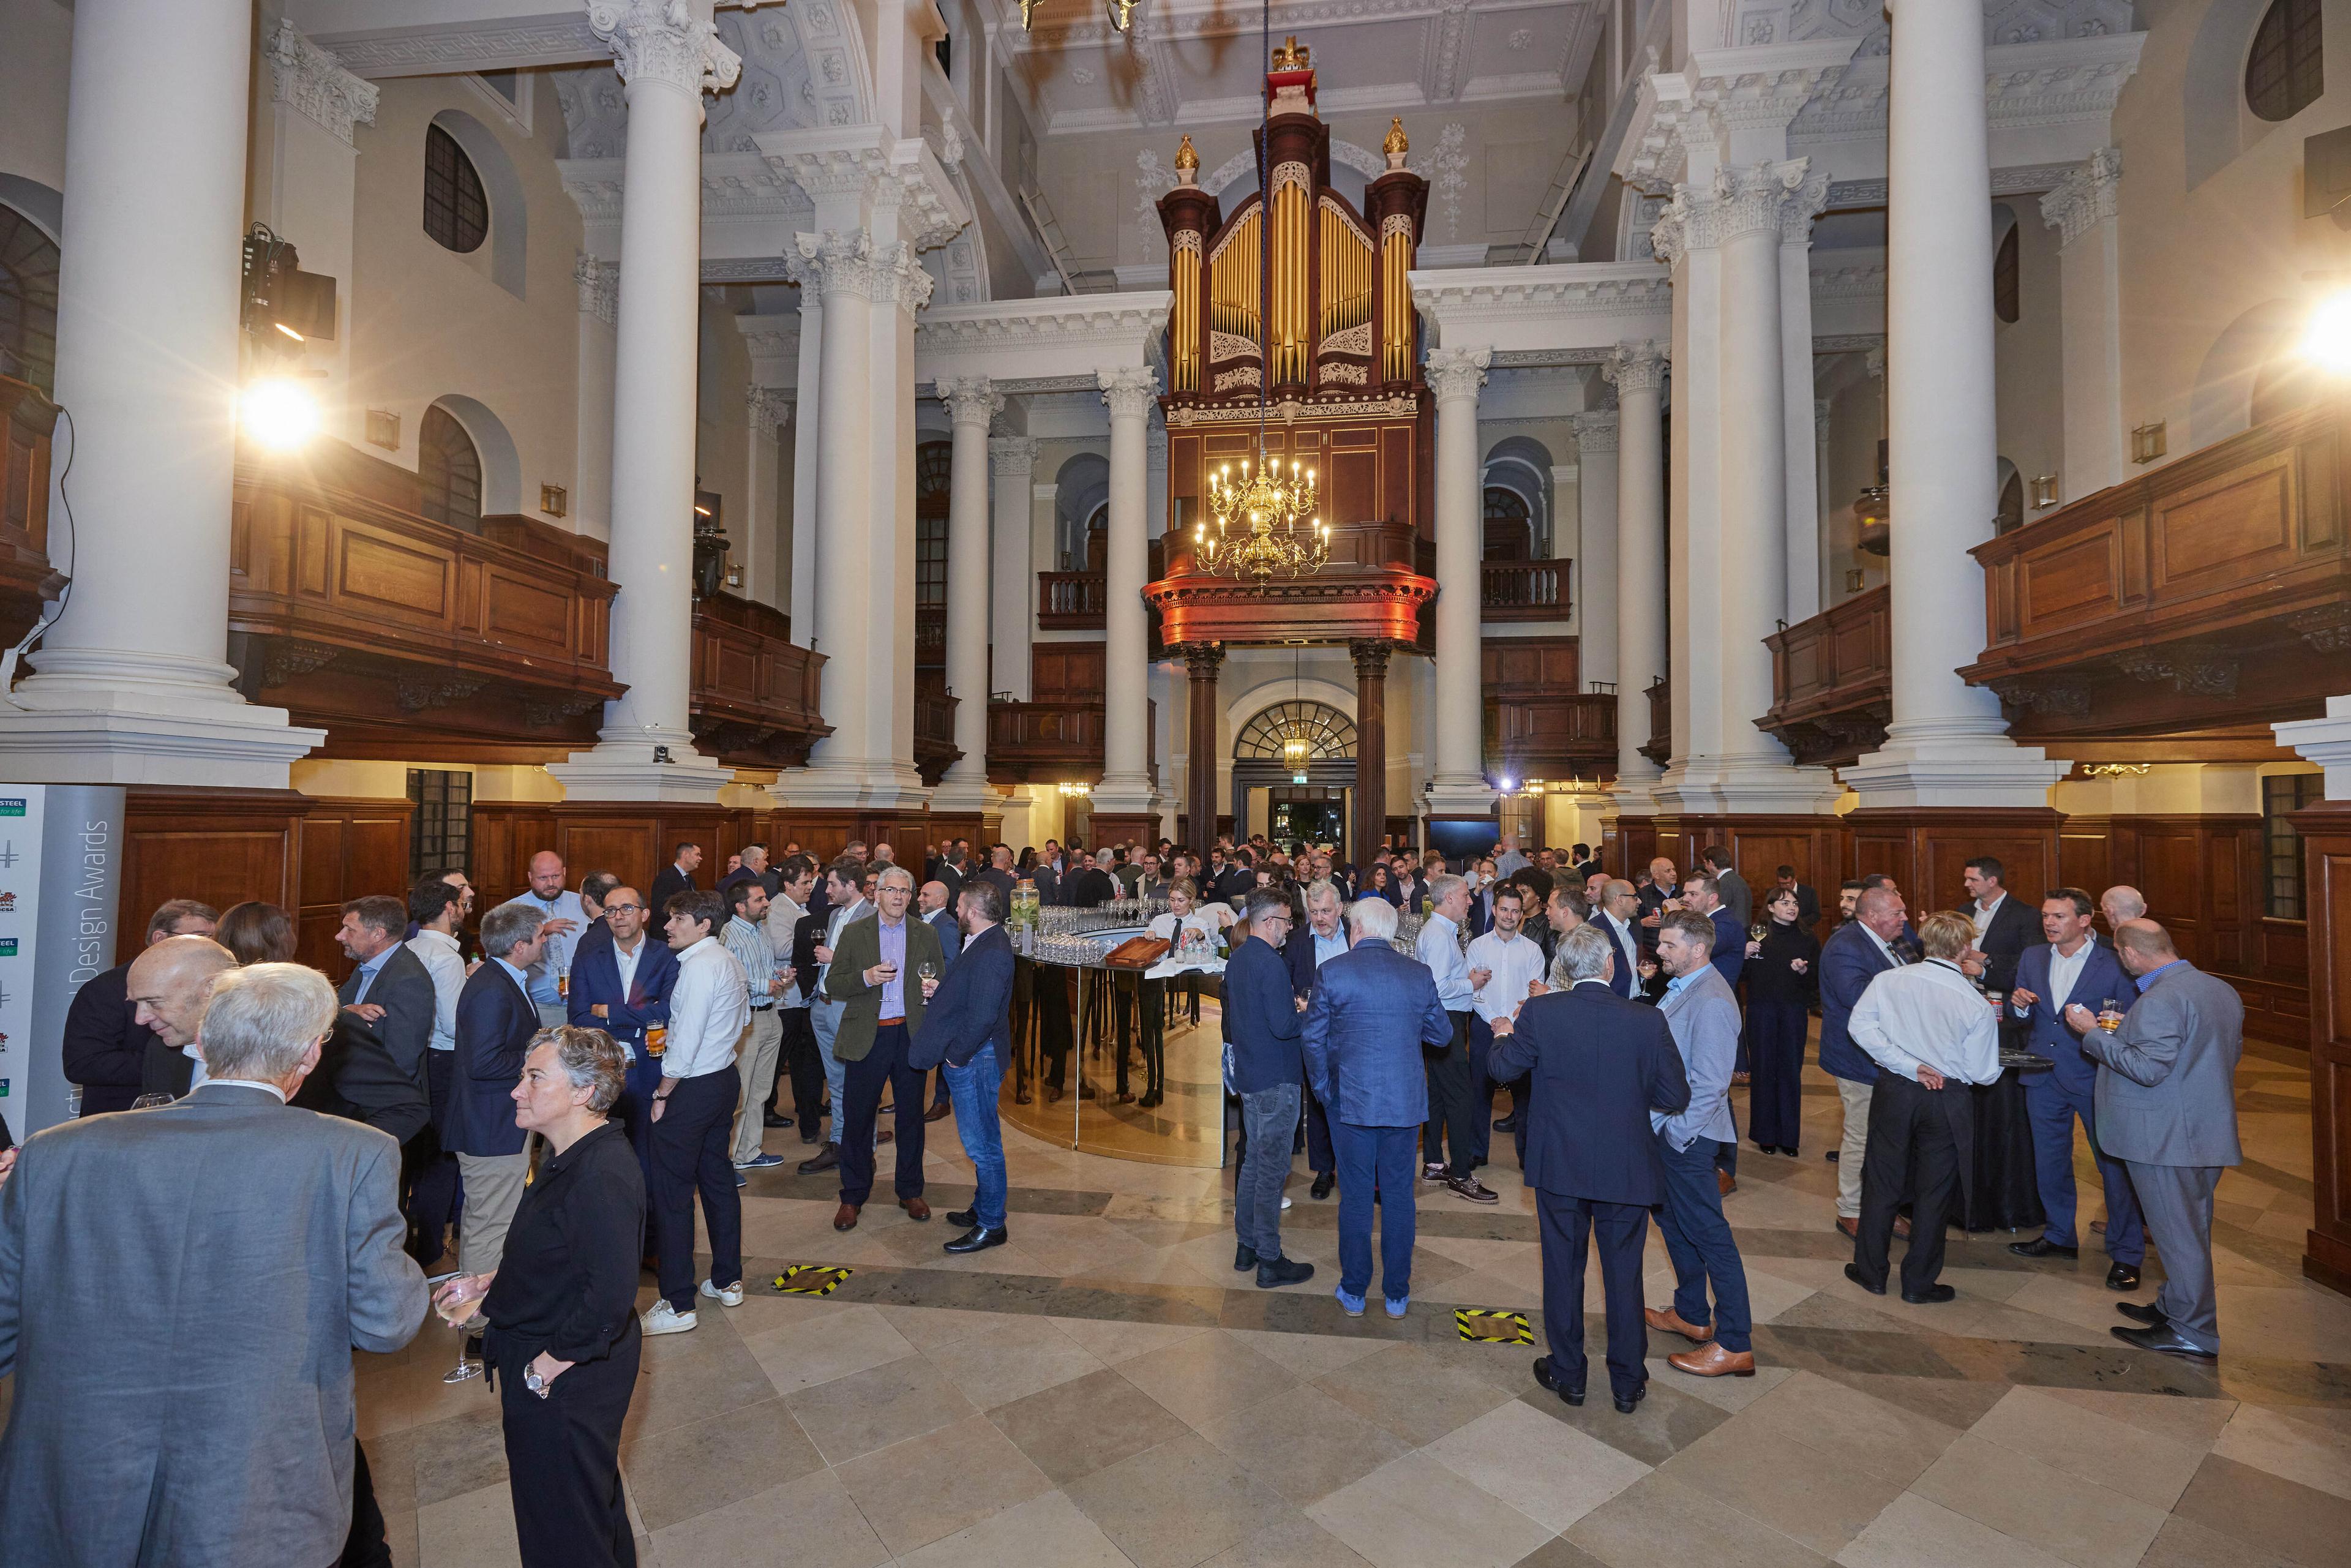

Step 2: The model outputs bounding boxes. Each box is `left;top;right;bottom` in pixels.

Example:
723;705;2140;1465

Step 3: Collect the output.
1742;887;1820;1155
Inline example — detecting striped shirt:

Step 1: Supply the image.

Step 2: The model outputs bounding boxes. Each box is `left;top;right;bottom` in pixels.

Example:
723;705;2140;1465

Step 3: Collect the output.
724;915;777;1009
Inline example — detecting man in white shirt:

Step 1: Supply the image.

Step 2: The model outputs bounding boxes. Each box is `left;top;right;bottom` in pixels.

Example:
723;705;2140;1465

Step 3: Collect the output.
1466;883;1548;1170
797;860;872;1176
1843;910;2002;1305
494;851;587;1029
402;878;470;1270
1416;875;1498;1204
643;890;752;1337
722;880;791;1173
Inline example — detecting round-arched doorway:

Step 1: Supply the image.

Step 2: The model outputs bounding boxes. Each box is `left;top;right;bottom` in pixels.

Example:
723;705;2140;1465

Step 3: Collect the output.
1233;699;1357;852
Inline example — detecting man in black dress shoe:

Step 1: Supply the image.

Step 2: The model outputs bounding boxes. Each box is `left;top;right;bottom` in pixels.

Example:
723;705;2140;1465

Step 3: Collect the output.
914;880;1018;1255
1843;913;2002;1306
1487;926;1687;1414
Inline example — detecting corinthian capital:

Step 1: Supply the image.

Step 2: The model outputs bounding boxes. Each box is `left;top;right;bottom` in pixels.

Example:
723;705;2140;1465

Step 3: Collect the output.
793;229;876;299
588;0;742;100
989;435;1038;476
1571;410;1619;454
1098;366;1159;421
2039;148;2122;249
1424;347;1490;403
939;375;1003;428
1604;340;1667;397
1712;159;1812;244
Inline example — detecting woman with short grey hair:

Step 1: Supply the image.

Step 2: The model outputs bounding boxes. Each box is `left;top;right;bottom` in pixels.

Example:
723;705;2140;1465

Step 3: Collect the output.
432;1026;642;1566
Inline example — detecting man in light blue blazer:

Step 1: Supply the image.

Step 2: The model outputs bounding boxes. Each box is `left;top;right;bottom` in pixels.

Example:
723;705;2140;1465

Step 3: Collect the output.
2006;887;2144;1290
1645;912;1755;1381
1301;896;1454;1319
2086;921;2243;1362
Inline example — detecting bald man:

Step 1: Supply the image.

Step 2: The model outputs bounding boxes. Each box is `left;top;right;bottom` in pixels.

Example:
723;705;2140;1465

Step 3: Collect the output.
495;852;587;1028
2099;885;2147;939
127;934;239;1098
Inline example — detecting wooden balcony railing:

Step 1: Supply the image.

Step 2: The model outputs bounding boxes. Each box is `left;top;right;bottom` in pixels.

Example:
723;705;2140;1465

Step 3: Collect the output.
228;441;623;761
1962;396;2351;740
984;697;1158;785
0;375;62;652
1642;677;1671;767
1038;571;1105;629
915;683;961;785
689;592;831;768
1760;586;1891;767
1484;693;1617;776
1481;558;1572;621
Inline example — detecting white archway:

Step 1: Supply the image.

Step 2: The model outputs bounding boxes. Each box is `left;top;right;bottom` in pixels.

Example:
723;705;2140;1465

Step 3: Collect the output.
428;393;522;517
2189;296;2301;446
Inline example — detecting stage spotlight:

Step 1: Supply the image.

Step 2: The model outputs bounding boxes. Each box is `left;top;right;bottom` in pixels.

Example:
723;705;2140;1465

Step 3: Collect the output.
2298;290;2351;375
241;377;321;449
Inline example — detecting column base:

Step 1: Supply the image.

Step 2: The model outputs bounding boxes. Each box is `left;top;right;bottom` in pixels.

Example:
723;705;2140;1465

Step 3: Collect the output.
1652;755;1843;818
1089;777;1158;817
1843;724;2068;811
771;759;932;814
928;773;992;816
2274;696;2351;797
0;669;323;789
547;740;733;805
1424;778;1497;817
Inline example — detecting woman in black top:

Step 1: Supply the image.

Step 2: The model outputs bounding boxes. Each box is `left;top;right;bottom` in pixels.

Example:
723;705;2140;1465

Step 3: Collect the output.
1742;887;1821;1157
433;1027;643;1567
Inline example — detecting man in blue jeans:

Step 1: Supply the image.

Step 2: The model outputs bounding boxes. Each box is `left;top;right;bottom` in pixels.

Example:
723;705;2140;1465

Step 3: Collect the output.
914;879;1018;1254
1646;911;1757;1379
1302;896;1455;1318
1226;890;1315;1288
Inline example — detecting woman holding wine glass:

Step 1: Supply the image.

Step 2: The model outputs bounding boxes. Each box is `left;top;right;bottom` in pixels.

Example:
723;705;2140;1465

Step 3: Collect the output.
1742;887;1821;1157
432;1026;643;1567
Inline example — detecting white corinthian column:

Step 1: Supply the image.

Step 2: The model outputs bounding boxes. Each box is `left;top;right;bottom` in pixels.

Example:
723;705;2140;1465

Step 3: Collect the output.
1093;366;1158;813
551;0;741;803
1425;345;1494;819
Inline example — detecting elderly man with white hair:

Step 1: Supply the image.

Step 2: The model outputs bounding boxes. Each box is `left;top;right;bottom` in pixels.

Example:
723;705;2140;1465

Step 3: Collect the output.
0;960;427;1567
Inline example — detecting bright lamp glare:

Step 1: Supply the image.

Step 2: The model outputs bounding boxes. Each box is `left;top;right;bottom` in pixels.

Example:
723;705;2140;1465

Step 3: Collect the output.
241;378;320;449
2301;293;2351;373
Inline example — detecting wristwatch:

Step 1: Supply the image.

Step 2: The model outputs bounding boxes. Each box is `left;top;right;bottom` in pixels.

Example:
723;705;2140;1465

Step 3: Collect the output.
525;1365;551;1400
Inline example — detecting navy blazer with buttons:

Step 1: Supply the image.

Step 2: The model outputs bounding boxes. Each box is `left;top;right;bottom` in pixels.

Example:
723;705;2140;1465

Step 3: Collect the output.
2014;939;2137;1094
1818;921;1899;1084
1704;907;1745;991
1224;934;1303;1094
566;920;678;1050
909;921;1013;1070
1486;981;1690;1206
444;958;539;1157
923;907;963;976
1300;940;1454;1127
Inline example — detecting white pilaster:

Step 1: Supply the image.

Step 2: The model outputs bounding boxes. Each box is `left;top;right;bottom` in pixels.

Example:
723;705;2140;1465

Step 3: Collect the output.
1571;411;1619;689
2276;697;2351;800
787;266;822;642
0;0;323;786
574;257;619;542
935;375;1002;813
1608;342;1667;816
1780;178;1825;623
262;21;377;446
1095;366;1157;812
742;386;788;606
1426;345;1494;817
550;0;740;803
1845;0;2065;809
2042;149;2126;501
989;436;1037;702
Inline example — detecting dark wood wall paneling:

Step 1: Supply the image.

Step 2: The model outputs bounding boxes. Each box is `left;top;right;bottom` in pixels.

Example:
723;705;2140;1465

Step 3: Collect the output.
2297;801;2351;1294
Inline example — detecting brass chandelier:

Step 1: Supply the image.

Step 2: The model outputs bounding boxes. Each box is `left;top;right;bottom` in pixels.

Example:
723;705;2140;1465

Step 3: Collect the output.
1197;456;1327;581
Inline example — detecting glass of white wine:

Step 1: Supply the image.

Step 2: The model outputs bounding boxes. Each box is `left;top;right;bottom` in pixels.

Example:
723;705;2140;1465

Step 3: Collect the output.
436;1277;484;1385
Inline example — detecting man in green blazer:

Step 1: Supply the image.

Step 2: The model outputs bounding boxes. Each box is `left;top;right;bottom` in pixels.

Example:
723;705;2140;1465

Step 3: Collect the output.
827;863;945;1231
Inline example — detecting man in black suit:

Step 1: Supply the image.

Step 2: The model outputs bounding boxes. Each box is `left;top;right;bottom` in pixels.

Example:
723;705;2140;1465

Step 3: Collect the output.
1635;857;1681;953
915;879;1019;1253
126;936;237;1101
1488;925;1689;1414
1065;848;1120;909
61;898;217;1114
1960;855;2036;999
650;841;703;912
1772;866;1821;930
719;842;775;899
310;895;435;1147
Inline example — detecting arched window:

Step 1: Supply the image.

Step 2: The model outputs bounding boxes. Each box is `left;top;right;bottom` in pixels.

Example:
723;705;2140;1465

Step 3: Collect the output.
1235;701;1357;761
1992;219;2020;324
1482;486;1531;561
423;124;489;254
2248;0;2323;122
915;440;950;665
418;405;482;531
0;206;59;393
1996;468;2025;535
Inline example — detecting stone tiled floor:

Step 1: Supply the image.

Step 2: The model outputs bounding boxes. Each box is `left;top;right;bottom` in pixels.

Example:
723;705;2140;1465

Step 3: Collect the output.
366;1035;2351;1567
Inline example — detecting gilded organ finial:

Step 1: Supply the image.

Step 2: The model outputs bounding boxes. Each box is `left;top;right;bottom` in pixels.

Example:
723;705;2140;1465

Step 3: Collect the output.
1382;117;1409;171
1174;133;1199;184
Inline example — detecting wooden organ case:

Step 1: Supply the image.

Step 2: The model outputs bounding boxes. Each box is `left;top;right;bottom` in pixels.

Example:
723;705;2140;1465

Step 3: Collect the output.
1145;39;1438;858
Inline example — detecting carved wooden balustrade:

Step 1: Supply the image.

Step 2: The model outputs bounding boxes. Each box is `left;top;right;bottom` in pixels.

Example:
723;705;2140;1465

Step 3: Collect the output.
1642;677;1671;767
689;592;831;768
1760;586;1891;767
1037;571;1106;630
1480;558;1572;622
1480;636;1614;778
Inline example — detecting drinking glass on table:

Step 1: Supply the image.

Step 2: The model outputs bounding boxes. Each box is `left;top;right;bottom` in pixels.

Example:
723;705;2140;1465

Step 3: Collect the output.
432;1274;487;1385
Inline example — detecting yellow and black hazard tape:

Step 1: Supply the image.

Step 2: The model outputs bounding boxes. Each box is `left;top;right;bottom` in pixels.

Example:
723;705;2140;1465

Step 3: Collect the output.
773;1264;853;1297
1455;1307;1532;1345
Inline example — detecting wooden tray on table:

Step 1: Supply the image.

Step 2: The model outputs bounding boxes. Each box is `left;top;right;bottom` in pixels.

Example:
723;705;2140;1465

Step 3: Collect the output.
1104;935;1171;970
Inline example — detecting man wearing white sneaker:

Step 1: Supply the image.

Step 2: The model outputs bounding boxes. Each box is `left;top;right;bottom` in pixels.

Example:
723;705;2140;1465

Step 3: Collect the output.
722;879;790;1177
642;891;751;1336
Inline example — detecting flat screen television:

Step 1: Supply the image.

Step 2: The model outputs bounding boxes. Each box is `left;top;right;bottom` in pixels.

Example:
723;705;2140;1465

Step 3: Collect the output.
1425;819;1497;873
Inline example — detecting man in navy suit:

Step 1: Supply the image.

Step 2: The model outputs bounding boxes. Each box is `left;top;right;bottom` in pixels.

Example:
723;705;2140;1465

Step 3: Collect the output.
1228;890;1316;1288
1301;896;1455;1318
1286;879;1351;1200
568;883;678;1186
2007;888;2145;1289
1682;876;1746;991
1820;885;1907;1239
444;903;550;1284
1590;881;1646;1000
917;880;964;1122
1961;856;2038;1000
913;880;1018;1255
1488;925;1688;1413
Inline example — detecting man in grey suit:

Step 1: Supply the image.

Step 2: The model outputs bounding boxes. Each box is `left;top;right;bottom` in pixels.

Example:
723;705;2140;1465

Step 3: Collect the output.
0;961;428;1567
2084;920;2243;1362
1645;912;1755;1379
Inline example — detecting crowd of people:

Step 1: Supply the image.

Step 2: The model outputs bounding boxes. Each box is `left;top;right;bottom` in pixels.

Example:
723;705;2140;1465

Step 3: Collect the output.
0;828;2247;1566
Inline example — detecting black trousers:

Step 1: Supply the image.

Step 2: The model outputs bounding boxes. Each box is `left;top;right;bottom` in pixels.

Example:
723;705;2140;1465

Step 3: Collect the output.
403;1051;460;1267
840;1022;926;1207
338;1440;392;1567
495;1330;641;1568
1302;1072;1334;1176
1854;1070;1974;1296
1744;1000;1808;1151
1537;1190;1649;1400
649;1068;743;1310
1421;1011;1477;1178
1036;968;1073;1089
773;1007;825;1135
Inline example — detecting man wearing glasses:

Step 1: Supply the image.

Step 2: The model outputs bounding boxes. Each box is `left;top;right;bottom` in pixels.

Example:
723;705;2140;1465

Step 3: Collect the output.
1226;890;1316;1288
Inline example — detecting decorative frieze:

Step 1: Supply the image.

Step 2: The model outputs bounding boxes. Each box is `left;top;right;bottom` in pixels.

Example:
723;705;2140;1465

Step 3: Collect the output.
267;21;379;146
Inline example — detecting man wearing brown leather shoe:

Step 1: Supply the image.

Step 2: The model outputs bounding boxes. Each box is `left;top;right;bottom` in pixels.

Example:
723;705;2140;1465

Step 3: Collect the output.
1668;1342;1756;1378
